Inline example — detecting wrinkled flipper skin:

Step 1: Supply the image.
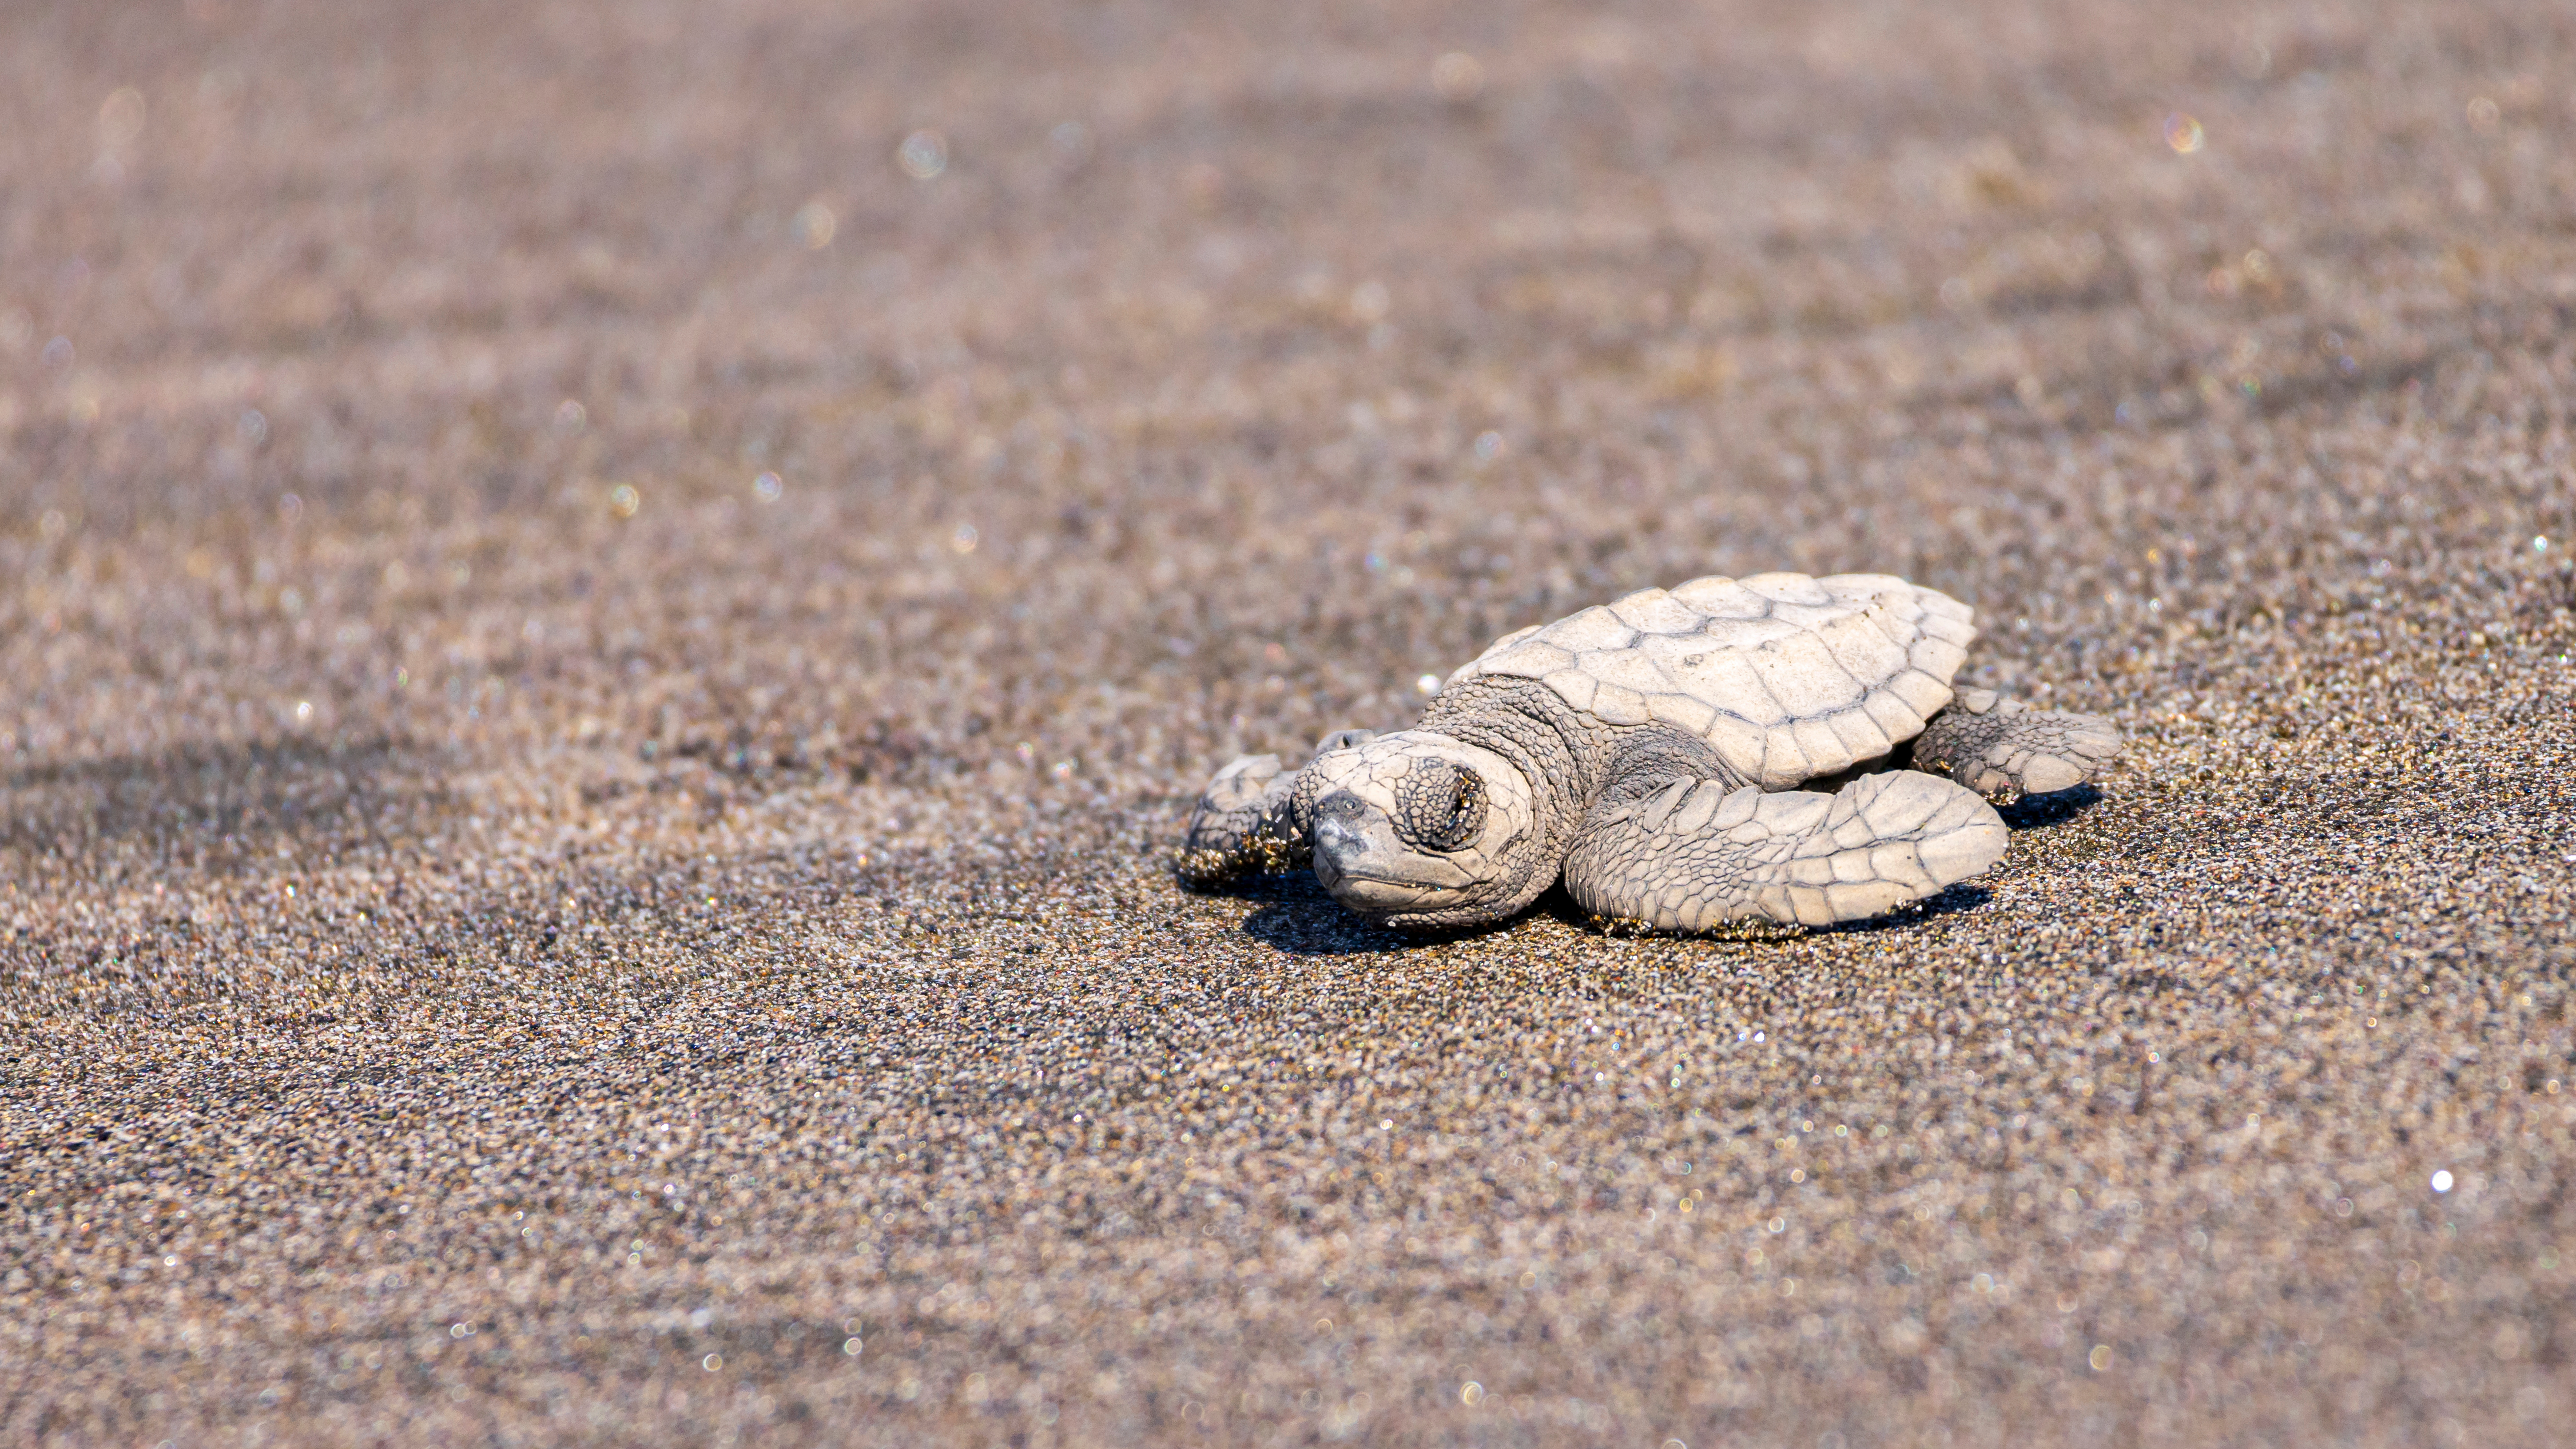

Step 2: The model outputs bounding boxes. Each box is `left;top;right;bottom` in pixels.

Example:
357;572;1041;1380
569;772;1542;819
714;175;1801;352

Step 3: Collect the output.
1176;730;1379;887
1562;770;2008;931
1913;689;2121;800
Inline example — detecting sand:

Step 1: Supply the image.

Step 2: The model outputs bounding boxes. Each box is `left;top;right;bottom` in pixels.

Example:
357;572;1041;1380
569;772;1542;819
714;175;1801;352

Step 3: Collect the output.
4;0;2575;1444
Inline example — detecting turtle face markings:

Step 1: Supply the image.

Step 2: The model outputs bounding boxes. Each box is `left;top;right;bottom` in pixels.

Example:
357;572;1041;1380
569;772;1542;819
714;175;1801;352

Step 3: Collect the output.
1298;733;1535;923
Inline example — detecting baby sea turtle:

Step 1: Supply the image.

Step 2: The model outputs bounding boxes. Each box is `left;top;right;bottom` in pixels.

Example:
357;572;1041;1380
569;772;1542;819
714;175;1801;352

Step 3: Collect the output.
1178;572;2119;933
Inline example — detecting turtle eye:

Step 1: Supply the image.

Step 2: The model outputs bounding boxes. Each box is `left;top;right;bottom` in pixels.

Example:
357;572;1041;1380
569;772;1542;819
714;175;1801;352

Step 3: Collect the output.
1393;759;1487;852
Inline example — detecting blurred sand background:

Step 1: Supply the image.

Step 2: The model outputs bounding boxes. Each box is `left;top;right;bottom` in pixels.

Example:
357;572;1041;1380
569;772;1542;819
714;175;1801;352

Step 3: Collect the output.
4;0;2575;1444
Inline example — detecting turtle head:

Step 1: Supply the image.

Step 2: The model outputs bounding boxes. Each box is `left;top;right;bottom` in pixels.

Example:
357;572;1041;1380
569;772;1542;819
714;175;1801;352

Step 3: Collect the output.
1296;730;1545;930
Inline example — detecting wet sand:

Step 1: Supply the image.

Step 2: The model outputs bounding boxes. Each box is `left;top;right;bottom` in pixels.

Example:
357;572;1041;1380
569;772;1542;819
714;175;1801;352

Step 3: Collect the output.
4;0;2575;1444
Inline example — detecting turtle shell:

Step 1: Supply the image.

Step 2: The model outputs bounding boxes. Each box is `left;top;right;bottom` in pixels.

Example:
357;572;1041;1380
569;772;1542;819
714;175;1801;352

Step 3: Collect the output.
1443;572;1975;789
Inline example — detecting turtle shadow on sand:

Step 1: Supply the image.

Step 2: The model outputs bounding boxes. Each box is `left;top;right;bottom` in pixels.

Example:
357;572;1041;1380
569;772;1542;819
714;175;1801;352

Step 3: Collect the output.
1231;873;1483;956
1522;879;1995;938
1230;871;1999;953
1997;782;2103;830
1809;881;1994;935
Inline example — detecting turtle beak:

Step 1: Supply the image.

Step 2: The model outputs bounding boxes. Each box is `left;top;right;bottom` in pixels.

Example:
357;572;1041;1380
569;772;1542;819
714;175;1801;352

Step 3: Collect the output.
1308;807;1381;893
1309;791;1471;915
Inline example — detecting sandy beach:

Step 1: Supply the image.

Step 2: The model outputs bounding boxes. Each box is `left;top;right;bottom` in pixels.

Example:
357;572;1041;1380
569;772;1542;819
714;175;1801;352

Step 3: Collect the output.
4;0;2574;1443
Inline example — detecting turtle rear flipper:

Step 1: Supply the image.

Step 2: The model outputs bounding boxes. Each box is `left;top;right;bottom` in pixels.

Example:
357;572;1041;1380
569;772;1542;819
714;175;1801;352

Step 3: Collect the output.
1561;770;2005;932
1915;690;2121;801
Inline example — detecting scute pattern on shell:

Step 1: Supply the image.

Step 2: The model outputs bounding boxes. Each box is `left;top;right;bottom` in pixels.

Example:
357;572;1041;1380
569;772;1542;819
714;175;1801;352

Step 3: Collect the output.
1446;572;1975;789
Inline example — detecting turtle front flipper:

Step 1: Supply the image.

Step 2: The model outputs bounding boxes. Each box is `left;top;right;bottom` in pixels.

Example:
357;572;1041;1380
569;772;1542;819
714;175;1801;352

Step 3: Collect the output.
1177;754;1305;887
1175;729;1382;888
1562;771;2006;932
1913;690;2121;802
